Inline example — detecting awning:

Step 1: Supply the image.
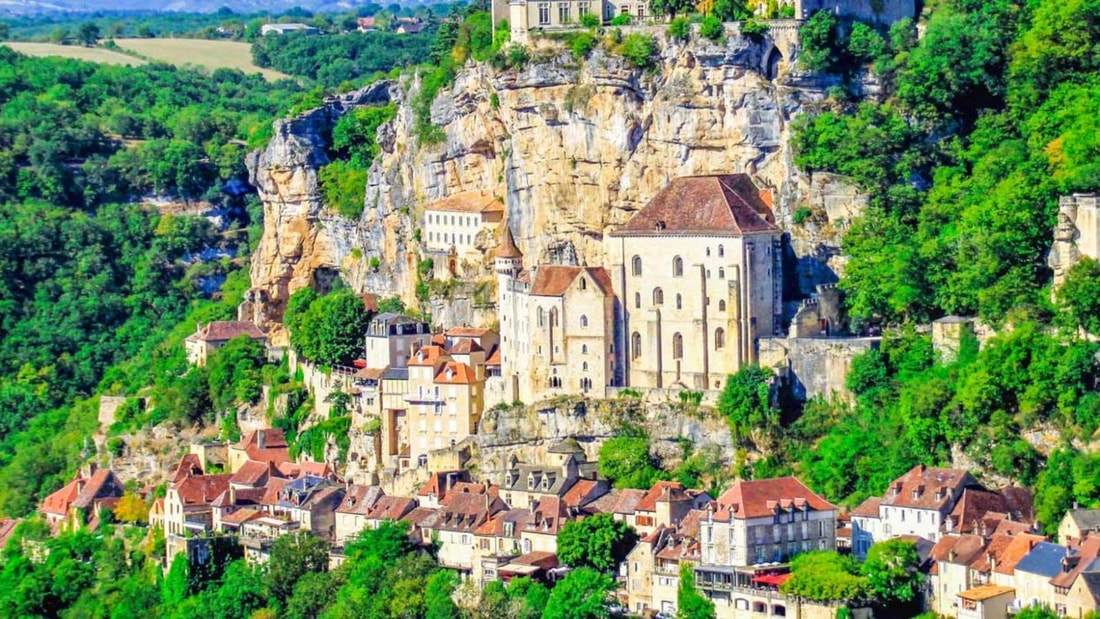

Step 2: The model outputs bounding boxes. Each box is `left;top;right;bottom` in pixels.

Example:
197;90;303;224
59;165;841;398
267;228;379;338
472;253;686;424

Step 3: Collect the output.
752;573;791;586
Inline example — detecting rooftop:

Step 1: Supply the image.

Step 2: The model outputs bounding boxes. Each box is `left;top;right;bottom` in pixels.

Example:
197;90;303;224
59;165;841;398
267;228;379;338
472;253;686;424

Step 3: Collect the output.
187;321;266;343
529;266;614;297
957;584;1014;602
610;174;779;237
425;191;503;214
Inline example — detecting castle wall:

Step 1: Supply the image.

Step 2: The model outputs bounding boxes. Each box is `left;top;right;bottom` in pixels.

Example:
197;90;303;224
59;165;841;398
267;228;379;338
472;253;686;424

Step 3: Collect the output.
796;0;916;24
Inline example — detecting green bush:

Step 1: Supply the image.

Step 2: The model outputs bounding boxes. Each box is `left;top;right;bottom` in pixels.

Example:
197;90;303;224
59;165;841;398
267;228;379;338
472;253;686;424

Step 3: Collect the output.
668;16;690;40
580;13;602;28
617;33;656;69
107;437;125;457
610;14;633;26
318;160;368;219
741;18;770;39
700;15;723;41
793;206;814;225
571;32;598;59
489;92;500;109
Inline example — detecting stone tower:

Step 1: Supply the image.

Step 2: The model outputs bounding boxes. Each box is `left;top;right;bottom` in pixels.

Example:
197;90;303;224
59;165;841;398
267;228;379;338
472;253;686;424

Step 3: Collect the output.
1049;193;1100;288
495;224;523;277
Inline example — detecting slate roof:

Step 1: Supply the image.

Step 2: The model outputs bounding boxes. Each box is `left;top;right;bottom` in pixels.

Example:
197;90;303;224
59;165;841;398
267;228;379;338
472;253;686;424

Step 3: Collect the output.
611;174;779;237
529;266;614;297
715;477;835;519
188;321;266;343
503;465;574;497
337;484;385;516
1016;541;1071;577
548;437;584;455
1066;509;1100;535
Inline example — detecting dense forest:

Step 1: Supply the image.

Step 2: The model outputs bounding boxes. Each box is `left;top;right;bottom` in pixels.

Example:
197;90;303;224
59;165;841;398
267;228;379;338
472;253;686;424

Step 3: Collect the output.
0;49;309;516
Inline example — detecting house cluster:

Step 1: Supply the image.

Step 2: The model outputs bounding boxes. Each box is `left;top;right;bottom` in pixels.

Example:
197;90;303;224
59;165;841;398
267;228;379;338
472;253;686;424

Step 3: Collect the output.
493;0;916;44
846;464;1100;619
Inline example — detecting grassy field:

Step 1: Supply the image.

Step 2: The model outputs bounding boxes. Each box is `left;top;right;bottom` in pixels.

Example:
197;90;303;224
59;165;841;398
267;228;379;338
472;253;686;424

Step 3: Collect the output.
4;42;146;66
4;39;288;81
114;39;288;81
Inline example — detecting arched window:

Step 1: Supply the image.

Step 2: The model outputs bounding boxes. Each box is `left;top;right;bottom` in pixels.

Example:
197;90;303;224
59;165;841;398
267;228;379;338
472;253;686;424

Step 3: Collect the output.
718;267;725;279
537;307;545;327
719;300;727;312
715;328;725;350
580;315;589;328
706;248;711;257
653;288;664;305
675;294;682;310
631;332;642;360
673;256;683;277
582;362;589;371
634;293;641;309
631;256;642;277
580;277;587;290
582;344;588;354
718;245;725;257
550;307;559;327
673;333;683;360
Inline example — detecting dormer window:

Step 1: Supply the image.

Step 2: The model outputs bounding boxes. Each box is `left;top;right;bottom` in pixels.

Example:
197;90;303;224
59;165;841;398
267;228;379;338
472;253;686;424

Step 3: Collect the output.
527;474;535;490
655;220;666;231
912;489;920;500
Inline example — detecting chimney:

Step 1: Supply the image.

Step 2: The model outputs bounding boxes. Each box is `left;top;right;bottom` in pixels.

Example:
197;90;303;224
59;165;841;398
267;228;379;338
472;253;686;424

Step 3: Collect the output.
229;485;236;505
257;430;266;450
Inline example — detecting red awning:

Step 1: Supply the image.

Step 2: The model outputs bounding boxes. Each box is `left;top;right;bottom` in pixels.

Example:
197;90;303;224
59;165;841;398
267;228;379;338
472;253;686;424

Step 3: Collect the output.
752;574;791;586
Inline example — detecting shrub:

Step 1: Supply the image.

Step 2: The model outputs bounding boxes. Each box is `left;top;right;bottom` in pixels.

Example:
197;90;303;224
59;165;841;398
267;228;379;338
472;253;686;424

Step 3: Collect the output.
793;206;814;225
610;14;632;26
318;160;368;219
700;15;723;41
580;12;601;28
617;33;656;69
369;256;381;271
668;16;690;40
741;18;770;39
489;92;500;109
571;32;598;59
506;43;530;67
107;437;125;456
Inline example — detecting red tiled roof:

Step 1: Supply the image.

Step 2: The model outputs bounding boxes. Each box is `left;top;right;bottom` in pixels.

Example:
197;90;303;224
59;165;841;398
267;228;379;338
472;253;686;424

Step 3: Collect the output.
234;429;291;466
611;174;779;237
485;346;501;367
188;321;266;343
369;495;417;521
425;191;503;214
496;225;523;259
230;460;278;487
174;474;233;507
930;534;987;565
171;454;204;483
221;508;262;526
260;478;290;506
852;496;882;518
715;477;835;519
40;477;82;516
449;339;484;354
353;367;385;380
446;327;493;338
523;496;571;535
435;361;478;385
417;470;473;498
637;481;693;513
337;484;384;516
529;266;613;297
587;488;647;515
881;464;978;511
72;469;124;510
475;508;531;537
562;479;604;509
409;345;447;367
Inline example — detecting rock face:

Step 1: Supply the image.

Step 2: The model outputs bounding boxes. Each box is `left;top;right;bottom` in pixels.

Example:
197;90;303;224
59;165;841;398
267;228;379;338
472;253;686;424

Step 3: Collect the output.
249;29;865;328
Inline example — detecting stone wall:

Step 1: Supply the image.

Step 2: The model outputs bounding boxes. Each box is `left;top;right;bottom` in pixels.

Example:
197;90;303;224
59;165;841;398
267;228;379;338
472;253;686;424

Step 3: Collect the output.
759;335;879;401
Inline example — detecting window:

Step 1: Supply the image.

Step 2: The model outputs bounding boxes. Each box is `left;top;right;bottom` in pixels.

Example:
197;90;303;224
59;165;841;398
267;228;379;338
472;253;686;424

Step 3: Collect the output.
558;1;570;23
673;333;683;360
673;256;683;277
715;328;725;350
580;277;587;290
551;307;559;327
718;245;725;257
580;315;589;328
718;267;725;279
579;1;590;15
582;344;588;354
675;294;682;310
653;288;664;305
583;362;589;371
537;307;545;327
538;2;550;24
636;5;645;18
719;300;727;312
631;332;642;360
631;255;642;276
706;248;711;257
620;4;629;15
634;292;641;309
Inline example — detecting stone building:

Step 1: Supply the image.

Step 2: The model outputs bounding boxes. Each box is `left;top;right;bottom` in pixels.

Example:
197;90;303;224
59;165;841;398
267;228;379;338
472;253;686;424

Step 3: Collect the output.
1049;193;1100;288
495;226;617;403
422;192;504;277
607;174;783;392
405;345;486;468
184;321;268;366
494;0;651;44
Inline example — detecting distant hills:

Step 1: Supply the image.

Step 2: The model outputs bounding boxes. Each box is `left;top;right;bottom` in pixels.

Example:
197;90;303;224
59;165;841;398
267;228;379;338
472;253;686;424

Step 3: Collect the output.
0;0;410;16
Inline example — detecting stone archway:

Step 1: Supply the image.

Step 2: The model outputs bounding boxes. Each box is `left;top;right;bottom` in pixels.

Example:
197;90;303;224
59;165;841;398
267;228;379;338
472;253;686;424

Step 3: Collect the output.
764;46;783;80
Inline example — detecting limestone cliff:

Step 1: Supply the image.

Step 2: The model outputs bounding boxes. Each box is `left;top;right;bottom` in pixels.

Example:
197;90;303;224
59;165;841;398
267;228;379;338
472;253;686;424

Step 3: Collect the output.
248;26;867;330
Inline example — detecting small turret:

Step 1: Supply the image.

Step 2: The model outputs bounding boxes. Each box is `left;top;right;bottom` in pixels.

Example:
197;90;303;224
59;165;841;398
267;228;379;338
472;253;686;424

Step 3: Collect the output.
495;223;523;277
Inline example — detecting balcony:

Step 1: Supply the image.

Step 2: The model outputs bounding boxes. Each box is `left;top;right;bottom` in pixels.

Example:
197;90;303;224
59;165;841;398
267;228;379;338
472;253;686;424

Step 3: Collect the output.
240;535;275;551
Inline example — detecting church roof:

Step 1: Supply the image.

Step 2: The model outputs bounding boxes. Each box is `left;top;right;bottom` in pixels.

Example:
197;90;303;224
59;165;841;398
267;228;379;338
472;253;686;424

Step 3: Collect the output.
611;174;779;237
529;266;613;297
496;225;523;259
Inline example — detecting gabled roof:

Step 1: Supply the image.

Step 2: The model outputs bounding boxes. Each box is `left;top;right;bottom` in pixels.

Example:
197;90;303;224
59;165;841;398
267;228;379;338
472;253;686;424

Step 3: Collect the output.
637;481;694;513
187;321;266;343
562;479;606;509
171;454;204;483
475;508;530;537
949;488;1008;534
529;266;613;297
548;437;584;455
523;496;572;535
230;460;279;488
368;495;417;521
410;345;448;367
715;477;835;519
173;474;233;507
260;477;290;506
40;477;82;516
418;470;473;499
485;346;501;367
851;496;882;519
1065;508;1100;534
435;361;478;385
233;429;291;466
449;339;483;355
610;174;779;237
930;534;987;566
425;191;503;214
337;484;385;516
880;464;979;511
72;469;124;510
586;488;647;515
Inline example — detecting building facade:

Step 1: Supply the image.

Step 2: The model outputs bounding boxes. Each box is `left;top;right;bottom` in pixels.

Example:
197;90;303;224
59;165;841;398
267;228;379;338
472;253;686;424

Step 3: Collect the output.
607;174;782;392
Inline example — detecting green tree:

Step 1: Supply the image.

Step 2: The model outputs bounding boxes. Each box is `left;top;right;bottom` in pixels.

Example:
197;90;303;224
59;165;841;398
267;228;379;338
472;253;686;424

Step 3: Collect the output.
265;531;329;606
425;569;460;619
780;551;868;602
542;567;616;619
77;22;101;46
597;435;665;489
649;0;696;16
717;366;779;448
861;539;924;605
556;513;638;573
1056;258;1100;336
798;10;841;72
677;563;716;619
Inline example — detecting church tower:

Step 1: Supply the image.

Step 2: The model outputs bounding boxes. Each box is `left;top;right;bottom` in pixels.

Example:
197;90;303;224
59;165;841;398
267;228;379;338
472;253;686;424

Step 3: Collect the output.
495;223;523;277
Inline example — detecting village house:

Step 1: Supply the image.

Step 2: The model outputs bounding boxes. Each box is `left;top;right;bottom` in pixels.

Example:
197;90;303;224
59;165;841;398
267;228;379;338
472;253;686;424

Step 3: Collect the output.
495;227;617;403
38;466;125;533
405;345;485;468
417;470;474;509
240;515;301;563
1011;541;1071;611
260;23;318;35
493;0;652;44
228;428;291;473
163;473;233;537
334;484;385;543
184;320;267;366
474;507;531;584
422;191;504;274
272;475;345;540
1058;508;1100;546
499;438;603;509
608;174;783;392
851;465;981;558
420;481;508;575
630;480;711;537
